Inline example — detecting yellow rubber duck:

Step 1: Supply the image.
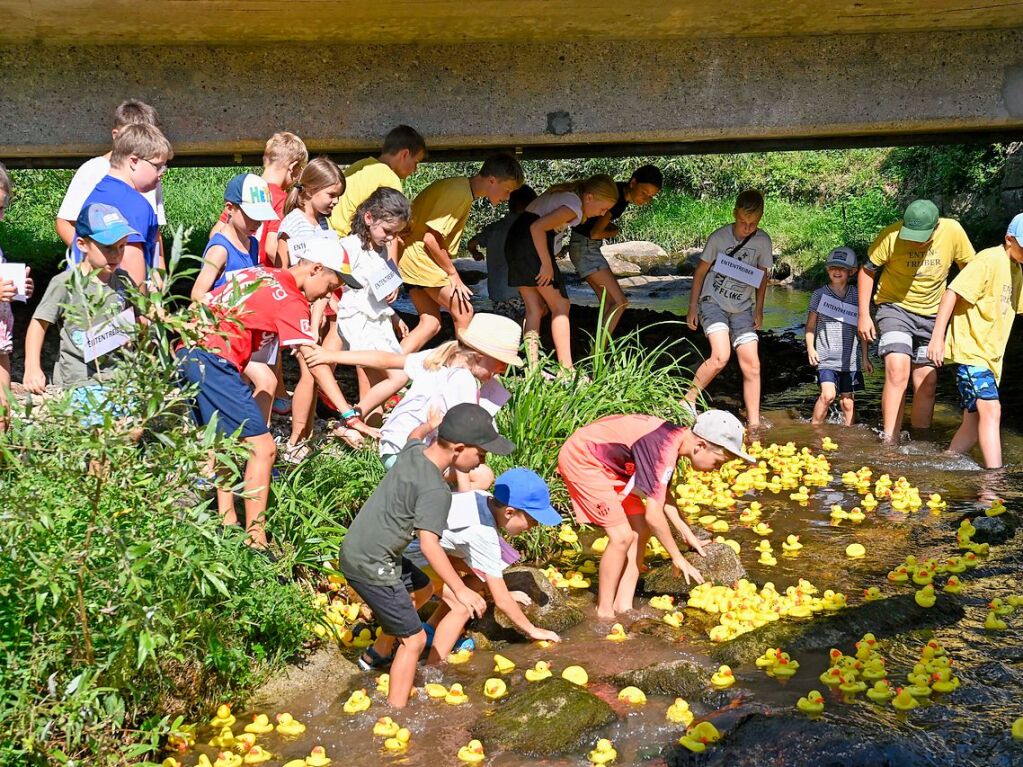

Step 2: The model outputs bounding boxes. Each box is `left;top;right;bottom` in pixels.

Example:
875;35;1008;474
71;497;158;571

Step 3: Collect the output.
493;654;516;674
579;559;598;575
819;667;844;687
448;648;473;665
931;673;960;694
457;739;487;764
711;665;735;689
864;586;884;601
282;761;309;767
525;661;553;682
375;674;389;695
830;504;848;520
305;746;332;767
663;611;685;628
342;690;371;714
233;733;257;753
587;738;618;765
211;704;237;729
483;677;508;700
985;610;1007;630
618;686;647;705
891;688;920;711
425;683;449;699
927;494;946;511
912;568;934;586
208;726;236;748
244;714;274;735
752;521;773;536
445;683;469;705
606;623;628;641
821;437;838;452
839;678;867;695
771;653;799;678
649;595;675;611
758;551;778;566
861;493;878;510
862;661;887;682
790;486;810;503
242;746;272;765
887;567;909;583
383;728;411;753
666;698;694;726
845;543;866;559
558;525;579;545
991;598;1014;616
163;758;184;767
797;690;825;714
914;584;936;608
214;753;242;767
755;648;780;668
866;680;894;703
986;499;1006;516
1012;717;1023;741
373;716;400;738
591;536;609;553
781;535;803;552
847;507;865;522
275;713;305;737
567;573;591;589
562;665;589;687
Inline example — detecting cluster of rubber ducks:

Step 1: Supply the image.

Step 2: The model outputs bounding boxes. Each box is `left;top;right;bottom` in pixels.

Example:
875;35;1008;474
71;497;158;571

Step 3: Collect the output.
754;647;800;679
678;721;722;753
307;589;379;650
686;578;846;642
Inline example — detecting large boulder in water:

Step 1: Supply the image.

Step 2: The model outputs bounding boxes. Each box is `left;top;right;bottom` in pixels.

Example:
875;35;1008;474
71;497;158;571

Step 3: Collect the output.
611;658;709;699
471;566;584;641
968;514;1015;545
711;593;965;667
642;543;747;595
471;677;615;756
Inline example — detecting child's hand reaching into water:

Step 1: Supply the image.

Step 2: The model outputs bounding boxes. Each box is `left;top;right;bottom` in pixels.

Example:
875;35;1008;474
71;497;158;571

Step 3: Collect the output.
672;555;705;586
528;627;561;643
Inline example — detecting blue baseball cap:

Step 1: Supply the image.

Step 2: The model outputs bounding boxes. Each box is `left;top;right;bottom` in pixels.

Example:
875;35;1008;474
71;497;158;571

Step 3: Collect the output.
493;468;562;525
1007;213;1023;240
224;173;279;221
75;203;139;245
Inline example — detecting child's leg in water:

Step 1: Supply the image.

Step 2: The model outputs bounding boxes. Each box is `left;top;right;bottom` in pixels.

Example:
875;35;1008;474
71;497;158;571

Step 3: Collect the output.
812;381;838;424
613;513;650;613
839;392;855;425
596;520;639;620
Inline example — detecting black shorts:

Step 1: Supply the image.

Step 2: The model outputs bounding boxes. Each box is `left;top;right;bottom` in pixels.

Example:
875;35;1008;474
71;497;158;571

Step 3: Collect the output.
818;369;865;394
505;212;567;295
343;557;432;638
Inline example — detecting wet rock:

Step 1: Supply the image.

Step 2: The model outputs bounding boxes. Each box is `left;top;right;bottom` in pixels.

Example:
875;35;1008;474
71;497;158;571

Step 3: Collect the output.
642;543;747;596
969;514;1016;545
470;677;615;756
472;566;584;641
611;658;708;699
627;617;687;644
711;594;965;667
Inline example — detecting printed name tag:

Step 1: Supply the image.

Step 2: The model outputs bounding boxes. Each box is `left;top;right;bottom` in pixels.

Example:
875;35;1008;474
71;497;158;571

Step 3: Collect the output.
817;293;859;324
0;263;28;301
368;260;403;302
714;252;764;288
83;307;134;362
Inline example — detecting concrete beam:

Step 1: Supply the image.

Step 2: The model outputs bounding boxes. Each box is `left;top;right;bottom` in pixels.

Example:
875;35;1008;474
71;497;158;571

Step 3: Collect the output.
2;29;1023;165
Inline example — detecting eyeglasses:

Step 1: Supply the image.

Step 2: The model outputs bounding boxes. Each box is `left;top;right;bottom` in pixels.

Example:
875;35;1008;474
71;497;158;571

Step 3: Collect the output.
140;157;169;175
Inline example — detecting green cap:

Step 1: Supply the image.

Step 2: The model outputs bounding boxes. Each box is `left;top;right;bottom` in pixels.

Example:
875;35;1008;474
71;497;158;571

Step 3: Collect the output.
899;199;939;243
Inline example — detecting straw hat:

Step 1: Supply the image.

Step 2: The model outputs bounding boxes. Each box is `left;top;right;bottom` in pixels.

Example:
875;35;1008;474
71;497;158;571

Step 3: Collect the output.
459;313;524;366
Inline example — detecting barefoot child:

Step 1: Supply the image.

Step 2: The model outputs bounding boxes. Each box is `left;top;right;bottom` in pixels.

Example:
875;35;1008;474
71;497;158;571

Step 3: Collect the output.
339;403;513;707
684;190;772;426
406;467;563;659
926;214;1023;469
505;175;619;370
558;410;754;619
805;247;873;425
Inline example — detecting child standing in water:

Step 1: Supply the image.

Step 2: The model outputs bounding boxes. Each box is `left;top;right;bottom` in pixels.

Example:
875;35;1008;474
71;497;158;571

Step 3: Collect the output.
805;247;873;425
505;175;619;371
684;190;773;427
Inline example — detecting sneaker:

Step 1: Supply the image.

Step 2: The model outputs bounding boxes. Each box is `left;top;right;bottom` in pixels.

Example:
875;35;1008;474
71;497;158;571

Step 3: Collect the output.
271;397;292;416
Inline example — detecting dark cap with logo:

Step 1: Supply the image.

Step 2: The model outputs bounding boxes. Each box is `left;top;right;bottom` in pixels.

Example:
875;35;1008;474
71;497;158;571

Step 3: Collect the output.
437;403;515;455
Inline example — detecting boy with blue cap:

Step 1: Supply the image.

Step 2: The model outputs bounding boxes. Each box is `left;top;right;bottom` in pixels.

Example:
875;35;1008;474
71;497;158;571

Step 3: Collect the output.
24;203;139;398
406;466;564;659
926;213;1023;469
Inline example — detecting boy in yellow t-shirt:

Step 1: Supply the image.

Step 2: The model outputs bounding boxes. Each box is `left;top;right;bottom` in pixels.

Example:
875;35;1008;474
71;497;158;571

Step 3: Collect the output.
926;214;1023;469
858;199;975;442
399;153;524;350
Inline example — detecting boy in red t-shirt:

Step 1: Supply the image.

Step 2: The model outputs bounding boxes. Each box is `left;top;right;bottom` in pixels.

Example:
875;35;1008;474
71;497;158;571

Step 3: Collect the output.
557;410;753;619
178;238;371;548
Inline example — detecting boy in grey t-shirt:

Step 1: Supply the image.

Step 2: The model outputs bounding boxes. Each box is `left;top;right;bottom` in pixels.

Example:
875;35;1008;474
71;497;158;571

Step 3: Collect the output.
684;190;772;427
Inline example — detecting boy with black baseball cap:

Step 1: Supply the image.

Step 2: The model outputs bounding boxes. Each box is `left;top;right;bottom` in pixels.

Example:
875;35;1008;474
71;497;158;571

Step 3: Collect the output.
339;402;514;708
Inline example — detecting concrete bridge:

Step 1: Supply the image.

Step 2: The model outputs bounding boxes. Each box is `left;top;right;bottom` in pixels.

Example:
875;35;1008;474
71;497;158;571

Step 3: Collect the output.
2;1;1023;165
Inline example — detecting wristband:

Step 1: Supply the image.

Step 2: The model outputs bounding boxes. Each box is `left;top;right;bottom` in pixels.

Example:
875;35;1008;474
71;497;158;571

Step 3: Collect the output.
340;408;358;421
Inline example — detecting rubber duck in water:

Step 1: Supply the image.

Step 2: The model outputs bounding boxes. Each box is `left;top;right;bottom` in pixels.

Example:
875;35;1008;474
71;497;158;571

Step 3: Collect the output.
606;623;628;641
484;677;508;700
649;595;675;611
493;654;516;674
305;746;332;767
846;543;866;559
445;683;469;705
208;727;236;749
891;688;920;711
591;536;609;553
244;714;274;735
448;648;473;665
797;690;825;715
927;494;946;511
819;667;845;687
666;698;694;726
830;504;848;520
210;704;236;729
679;721;722;753
425;683;448;699
862;660;887;682
752;521;773;536
758;550;778;566
790;486;810;503
214;753;241;767
1012;717;1023;741
866;680;894;703
163;758;184;767
567;572;591;589
821;591;848;610
525;661;553;682
914;584;936;608
373;716;400;738
275;713;305;737
864;586;884;602
771;653;799;678
559;525;579;545
821;437;838;452
383;728;411;753
931;671;960;694
847;507;866;522
839;677;867;695
781;535;803;552
342;690;371;714
755;648;780;669
663;611;685;628
990;597;1014;616
986;498;1007;516
943;576;964;595
562;665;589;687
985;610;1008;630
588;738;618;765
242;746;272;765
618;686;647;705
711;665;735;689
233;733;257;753
579;559;598;575
457;739;487;764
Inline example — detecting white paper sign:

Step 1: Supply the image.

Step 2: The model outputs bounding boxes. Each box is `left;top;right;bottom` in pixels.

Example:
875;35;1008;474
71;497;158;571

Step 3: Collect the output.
368;260;403;302
0;263;28;301
714;252;764;288
83;307;135;362
817;293;859;325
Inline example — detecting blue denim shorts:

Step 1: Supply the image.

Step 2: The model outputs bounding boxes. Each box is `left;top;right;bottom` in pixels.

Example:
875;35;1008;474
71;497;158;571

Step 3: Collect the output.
818;369;865;394
956;364;999;413
177;348;269;438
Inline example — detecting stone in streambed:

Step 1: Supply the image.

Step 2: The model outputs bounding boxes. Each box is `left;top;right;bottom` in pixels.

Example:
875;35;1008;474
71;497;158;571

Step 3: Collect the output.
471;566;584;642
642;543;747;596
711;594;965;667
969;514;1015;545
471;677;615;756
611;658;710;699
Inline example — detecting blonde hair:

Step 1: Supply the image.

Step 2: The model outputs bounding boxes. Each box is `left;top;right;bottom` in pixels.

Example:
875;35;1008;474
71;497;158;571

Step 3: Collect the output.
546;173;618;204
423;341;484;372
0;162;10;197
109;124;174;167
284;156;345;216
264;131;309;170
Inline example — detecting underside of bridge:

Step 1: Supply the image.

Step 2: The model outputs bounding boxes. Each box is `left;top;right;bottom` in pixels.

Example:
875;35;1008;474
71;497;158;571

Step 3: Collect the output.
2;1;1023;166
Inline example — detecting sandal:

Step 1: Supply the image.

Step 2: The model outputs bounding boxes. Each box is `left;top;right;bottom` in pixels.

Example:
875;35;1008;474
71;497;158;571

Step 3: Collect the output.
357;646;394;671
331;425;365;449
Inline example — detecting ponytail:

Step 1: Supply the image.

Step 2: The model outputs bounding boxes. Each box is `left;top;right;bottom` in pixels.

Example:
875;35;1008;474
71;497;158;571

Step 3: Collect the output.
283;156;345;216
